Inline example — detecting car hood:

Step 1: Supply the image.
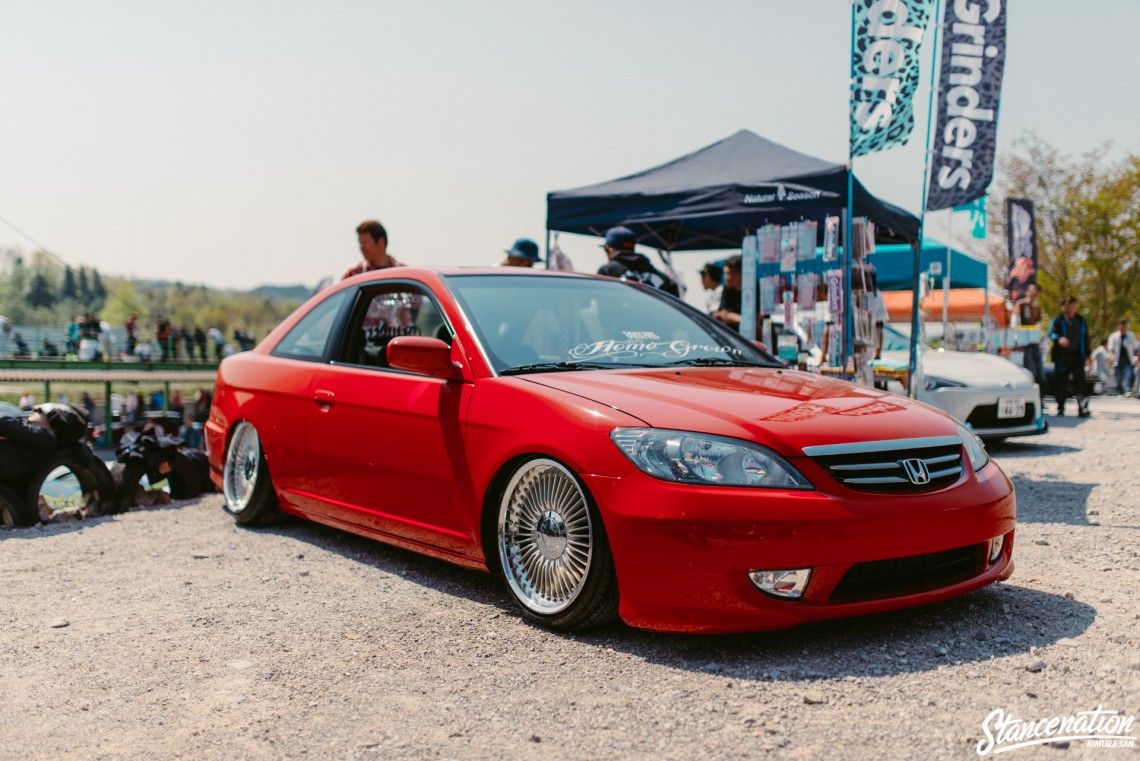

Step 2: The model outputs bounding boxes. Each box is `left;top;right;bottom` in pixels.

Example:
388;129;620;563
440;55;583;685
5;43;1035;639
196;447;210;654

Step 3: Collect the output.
521;367;959;457
882;349;1035;388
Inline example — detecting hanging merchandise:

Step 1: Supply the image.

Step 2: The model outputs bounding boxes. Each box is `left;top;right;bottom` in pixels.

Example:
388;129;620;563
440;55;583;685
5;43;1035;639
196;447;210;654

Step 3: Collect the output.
827;271;844;319
777;332;799;362
863;219;876;256
828;325;843;368
779;226;798;272
782;288;794;326
797;221;817;262
823;216;839;262
759;276;777;315
851;217;867;260
759;224;780;264
797;274;817;310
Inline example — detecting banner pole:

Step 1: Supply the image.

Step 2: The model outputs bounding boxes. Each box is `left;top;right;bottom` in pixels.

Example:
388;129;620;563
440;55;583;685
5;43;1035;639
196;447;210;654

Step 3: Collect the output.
844;0;856;381
943;211;952;346
910;0;944;398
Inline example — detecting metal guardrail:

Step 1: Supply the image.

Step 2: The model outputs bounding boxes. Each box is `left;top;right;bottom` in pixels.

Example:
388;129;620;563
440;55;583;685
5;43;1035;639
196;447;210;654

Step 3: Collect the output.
0;358;219;436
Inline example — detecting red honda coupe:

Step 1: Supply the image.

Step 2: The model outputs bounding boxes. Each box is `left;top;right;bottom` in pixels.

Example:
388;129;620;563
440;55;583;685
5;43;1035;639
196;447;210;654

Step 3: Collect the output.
206;268;1014;633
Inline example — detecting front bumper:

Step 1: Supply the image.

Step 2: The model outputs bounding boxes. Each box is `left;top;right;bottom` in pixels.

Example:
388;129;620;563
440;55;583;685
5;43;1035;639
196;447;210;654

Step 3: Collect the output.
584;458;1015;633
924;385;1047;440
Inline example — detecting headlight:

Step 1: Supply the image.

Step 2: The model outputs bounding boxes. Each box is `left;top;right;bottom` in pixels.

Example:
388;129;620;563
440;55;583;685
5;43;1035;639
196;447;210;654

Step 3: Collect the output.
610;428;811;489
924;374;966;391
955;421;989;472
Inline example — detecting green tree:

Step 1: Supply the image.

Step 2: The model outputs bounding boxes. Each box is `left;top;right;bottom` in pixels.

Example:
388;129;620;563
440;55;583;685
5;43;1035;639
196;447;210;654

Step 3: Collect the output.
61;268;78;300
27;272;55;309
78;267;90;302
990;134;1140;343
91;269;107;304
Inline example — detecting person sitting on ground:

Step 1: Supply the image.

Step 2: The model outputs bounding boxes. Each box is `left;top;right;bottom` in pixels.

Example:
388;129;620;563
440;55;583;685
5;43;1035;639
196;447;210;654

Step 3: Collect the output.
344;219;405;279
500;238;541;268
596;226;680;296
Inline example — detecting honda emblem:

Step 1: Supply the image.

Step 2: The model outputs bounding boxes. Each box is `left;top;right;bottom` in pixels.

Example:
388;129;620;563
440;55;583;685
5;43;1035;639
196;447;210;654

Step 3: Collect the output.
901;458;931;485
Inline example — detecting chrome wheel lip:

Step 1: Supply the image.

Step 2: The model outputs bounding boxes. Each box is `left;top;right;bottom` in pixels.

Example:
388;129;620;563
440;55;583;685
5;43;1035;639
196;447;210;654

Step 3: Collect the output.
223;422;260;513
498;459;593;616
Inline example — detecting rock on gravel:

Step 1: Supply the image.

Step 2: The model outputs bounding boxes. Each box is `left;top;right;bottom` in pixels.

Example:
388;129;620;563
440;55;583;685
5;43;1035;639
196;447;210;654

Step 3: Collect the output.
1;396;1138;760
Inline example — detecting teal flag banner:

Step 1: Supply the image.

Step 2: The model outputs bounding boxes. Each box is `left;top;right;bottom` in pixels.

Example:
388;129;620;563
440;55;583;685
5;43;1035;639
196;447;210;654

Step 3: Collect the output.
850;0;937;158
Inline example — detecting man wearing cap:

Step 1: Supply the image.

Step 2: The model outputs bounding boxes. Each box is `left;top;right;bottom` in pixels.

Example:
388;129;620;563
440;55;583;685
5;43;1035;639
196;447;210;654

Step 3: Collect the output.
343;219;405;280
597;226;680;297
501;238;542;268
699;262;724;315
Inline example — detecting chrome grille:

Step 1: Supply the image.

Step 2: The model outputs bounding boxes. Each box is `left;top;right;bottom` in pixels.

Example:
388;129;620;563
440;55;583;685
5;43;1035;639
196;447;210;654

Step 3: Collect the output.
803;435;965;493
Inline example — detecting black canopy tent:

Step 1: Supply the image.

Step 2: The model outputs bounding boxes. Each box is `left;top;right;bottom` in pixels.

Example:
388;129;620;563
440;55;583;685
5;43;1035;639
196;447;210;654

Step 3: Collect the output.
545;129;920;251
546;129;924;384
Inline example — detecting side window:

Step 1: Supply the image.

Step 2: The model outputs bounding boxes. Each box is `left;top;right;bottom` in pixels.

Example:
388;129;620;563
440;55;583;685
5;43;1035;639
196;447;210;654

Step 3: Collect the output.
342;285;450;369
271;289;349;360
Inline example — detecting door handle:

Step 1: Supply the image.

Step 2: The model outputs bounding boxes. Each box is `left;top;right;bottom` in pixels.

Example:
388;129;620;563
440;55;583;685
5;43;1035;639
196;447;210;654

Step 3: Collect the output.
313;389;335;409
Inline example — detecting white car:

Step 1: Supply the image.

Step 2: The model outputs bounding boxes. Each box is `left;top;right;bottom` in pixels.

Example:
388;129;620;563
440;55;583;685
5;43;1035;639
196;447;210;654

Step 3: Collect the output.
877;324;1048;442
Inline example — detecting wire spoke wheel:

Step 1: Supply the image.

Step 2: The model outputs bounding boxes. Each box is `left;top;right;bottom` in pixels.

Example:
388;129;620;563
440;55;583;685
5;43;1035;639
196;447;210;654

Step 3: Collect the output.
498;459;594;616
223;422;262;514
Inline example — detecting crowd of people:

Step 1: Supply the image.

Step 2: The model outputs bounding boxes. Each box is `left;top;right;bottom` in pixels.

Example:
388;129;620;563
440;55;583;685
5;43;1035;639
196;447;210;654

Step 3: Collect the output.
0;312;248;363
1013;289;1139;417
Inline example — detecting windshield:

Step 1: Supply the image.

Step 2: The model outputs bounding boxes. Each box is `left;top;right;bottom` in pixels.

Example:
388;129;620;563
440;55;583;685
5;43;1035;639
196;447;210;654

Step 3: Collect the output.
444;274;780;374
881;324;931;353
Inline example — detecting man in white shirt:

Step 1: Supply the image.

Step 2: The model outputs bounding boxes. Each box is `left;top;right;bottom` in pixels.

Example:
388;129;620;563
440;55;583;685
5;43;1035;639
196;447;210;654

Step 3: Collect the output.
1106;319;1137;395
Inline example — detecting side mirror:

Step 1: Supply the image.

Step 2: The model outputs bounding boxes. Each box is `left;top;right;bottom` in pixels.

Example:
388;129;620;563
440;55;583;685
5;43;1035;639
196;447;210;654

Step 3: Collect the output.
387;336;465;381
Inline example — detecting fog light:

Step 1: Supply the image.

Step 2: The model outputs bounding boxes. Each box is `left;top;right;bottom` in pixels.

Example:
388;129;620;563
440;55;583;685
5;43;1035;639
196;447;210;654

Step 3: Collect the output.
748;568;812;599
989;535;1005;563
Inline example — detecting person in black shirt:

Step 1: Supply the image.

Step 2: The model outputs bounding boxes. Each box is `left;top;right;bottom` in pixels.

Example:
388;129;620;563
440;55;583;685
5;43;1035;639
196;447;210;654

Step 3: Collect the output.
1048;295;1091;417
597;227;680;297
712;255;743;331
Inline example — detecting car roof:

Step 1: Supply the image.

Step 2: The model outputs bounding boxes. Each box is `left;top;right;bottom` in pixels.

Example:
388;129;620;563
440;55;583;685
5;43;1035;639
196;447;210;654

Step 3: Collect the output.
347;266;601;281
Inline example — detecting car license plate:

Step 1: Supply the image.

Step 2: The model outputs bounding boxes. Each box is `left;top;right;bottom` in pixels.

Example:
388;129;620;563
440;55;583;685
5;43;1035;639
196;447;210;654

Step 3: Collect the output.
997;396;1025;419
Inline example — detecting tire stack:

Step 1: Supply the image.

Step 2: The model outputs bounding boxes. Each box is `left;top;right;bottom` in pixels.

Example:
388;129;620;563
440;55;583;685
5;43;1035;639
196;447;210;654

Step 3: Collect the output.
0;448;116;528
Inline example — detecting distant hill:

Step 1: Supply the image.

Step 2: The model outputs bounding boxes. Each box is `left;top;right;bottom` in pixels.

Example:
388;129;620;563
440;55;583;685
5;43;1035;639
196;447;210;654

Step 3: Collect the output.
130;280;313;302
247;284;314;302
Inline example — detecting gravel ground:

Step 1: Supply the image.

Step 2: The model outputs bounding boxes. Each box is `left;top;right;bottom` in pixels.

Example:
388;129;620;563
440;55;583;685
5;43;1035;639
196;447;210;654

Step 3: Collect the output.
1;397;1137;760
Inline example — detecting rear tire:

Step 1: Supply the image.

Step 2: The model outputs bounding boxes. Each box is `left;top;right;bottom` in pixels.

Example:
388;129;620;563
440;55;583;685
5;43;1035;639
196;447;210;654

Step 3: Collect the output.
496;458;618;630
222;421;281;526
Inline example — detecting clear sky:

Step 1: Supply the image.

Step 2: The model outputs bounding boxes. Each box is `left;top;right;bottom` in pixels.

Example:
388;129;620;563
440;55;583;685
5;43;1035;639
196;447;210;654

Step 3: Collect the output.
1;0;1137;302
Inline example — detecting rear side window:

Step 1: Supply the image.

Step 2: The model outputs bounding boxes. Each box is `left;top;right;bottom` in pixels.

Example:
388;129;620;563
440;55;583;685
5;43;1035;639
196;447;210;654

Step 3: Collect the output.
271;289;349;360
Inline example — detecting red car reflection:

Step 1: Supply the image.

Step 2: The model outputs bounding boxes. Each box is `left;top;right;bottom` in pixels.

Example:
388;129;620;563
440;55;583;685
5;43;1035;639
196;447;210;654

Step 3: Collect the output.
206;268;1014;634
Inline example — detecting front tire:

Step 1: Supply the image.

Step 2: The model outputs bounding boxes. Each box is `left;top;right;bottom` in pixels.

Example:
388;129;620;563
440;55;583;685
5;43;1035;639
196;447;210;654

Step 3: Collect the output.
222;421;281;526
496;458;618;630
